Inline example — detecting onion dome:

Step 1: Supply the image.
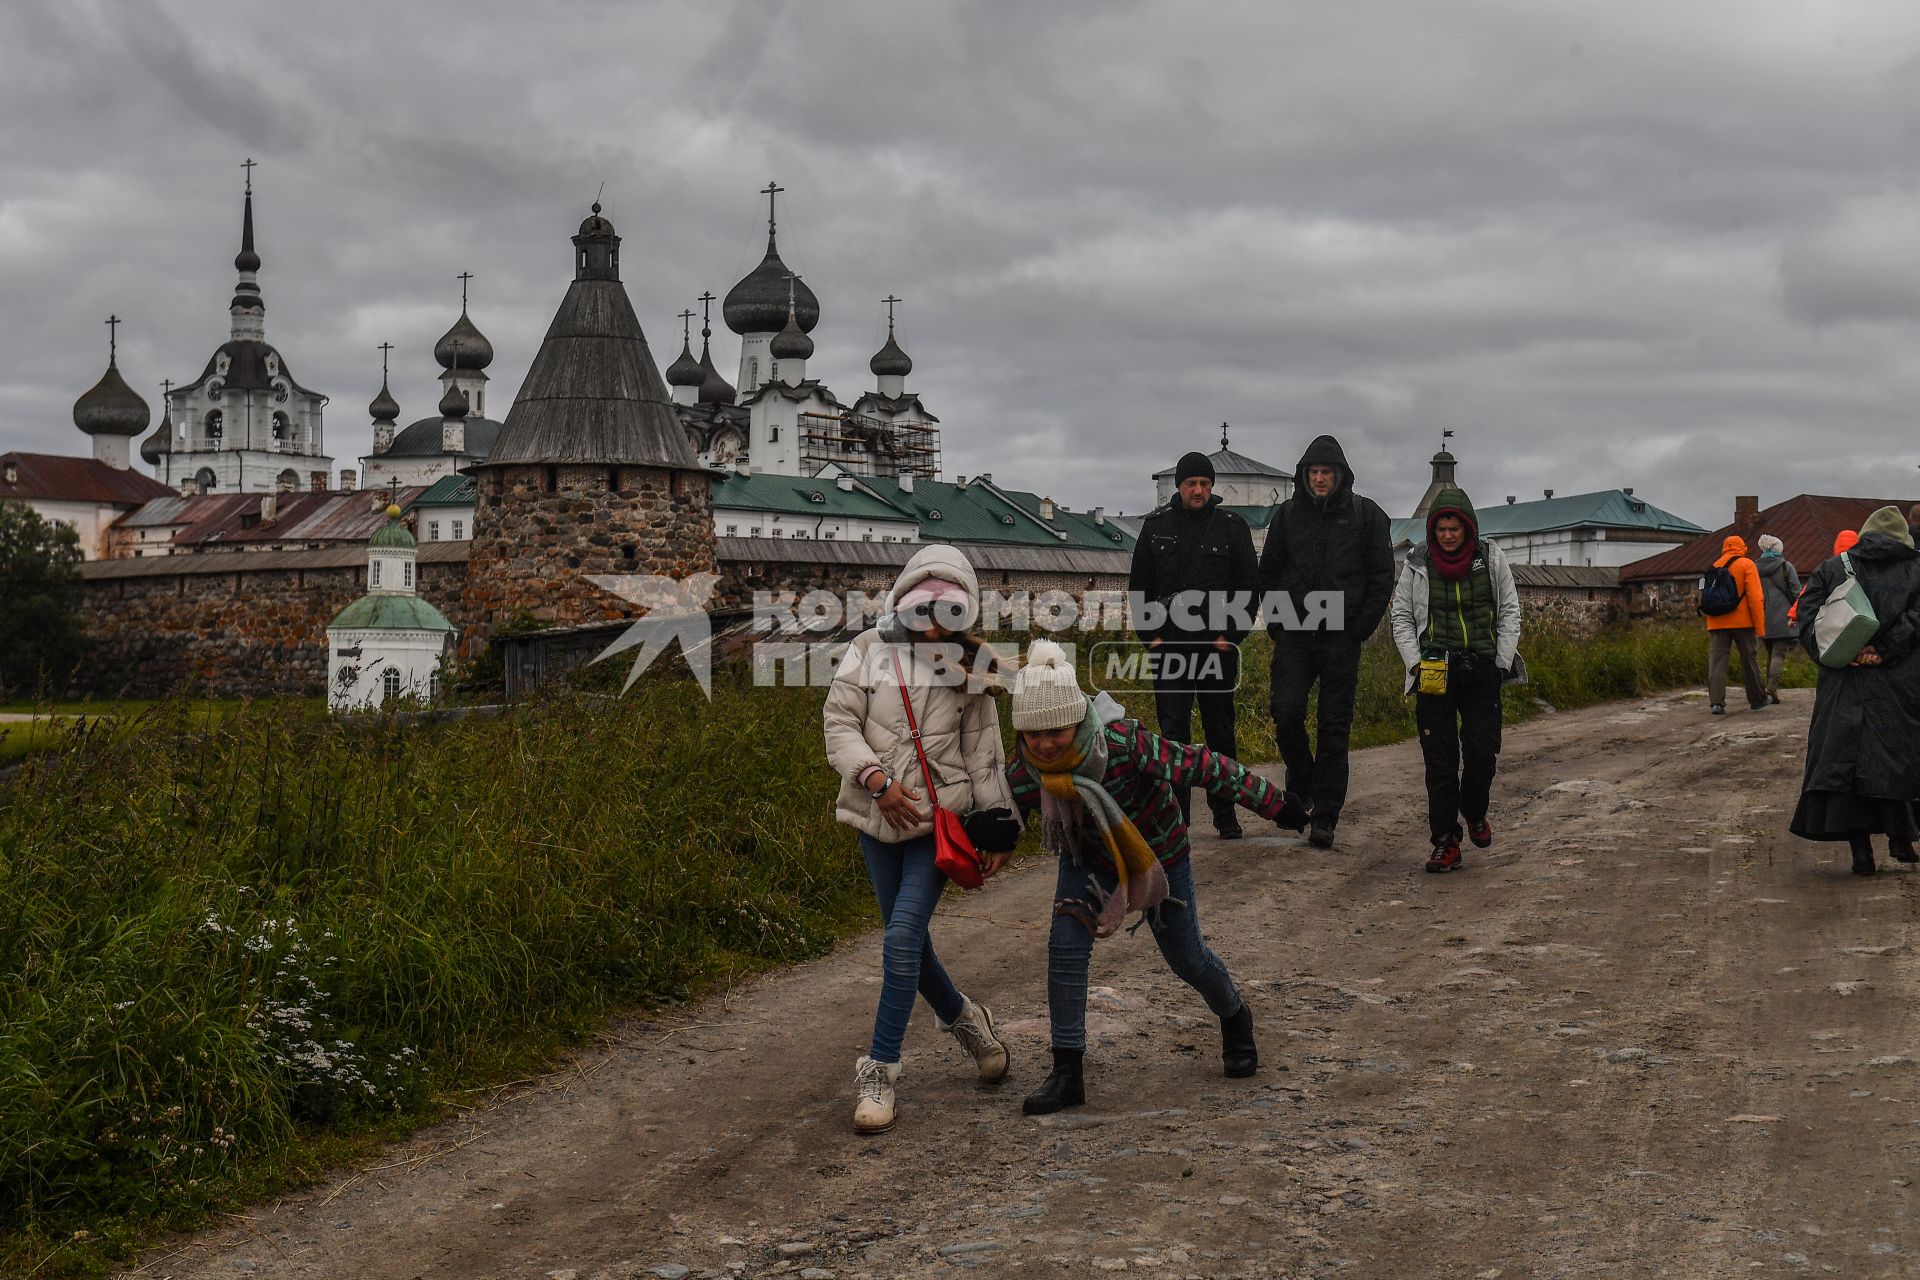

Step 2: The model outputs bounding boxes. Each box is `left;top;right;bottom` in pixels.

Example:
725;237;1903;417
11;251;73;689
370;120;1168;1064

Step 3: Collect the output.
369;376;400;423
74;356;150;438
666;337;705;388
870;333;912;378
697;338;735;405
438;384;469;419
434;309;494;371
140;404;174;465
724;204;819;334
369;504;415;550
770;308;813;361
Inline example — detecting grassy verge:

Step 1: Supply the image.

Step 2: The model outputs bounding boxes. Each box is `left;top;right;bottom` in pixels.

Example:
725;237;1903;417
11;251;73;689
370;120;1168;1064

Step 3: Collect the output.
0;619;1803;1274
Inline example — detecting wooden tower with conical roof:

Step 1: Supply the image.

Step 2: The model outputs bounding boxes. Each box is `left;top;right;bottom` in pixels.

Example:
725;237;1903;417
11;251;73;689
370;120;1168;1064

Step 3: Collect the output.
462;203;718;646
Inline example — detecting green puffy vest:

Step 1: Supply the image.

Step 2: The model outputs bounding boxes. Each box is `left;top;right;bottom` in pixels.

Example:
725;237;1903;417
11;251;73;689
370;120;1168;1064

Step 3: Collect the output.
1425;556;1498;657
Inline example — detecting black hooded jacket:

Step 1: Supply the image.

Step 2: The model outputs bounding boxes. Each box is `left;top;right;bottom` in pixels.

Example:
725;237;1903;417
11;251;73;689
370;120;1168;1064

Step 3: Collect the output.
1257;435;1395;642
1794;532;1920;802
1129;492;1259;644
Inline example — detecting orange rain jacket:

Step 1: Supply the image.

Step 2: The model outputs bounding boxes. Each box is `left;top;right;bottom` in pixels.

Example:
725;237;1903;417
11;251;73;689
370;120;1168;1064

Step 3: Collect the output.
1706;535;1767;633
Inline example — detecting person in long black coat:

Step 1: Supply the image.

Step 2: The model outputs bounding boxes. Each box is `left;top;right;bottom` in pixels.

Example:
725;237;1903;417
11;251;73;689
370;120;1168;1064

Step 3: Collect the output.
1790;506;1920;875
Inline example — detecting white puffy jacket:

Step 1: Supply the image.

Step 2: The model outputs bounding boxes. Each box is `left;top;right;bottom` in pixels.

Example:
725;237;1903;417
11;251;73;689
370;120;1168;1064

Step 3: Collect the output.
822;545;1016;841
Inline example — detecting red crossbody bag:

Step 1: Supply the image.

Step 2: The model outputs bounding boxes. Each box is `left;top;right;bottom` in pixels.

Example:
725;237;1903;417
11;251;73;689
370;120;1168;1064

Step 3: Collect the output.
888;649;989;890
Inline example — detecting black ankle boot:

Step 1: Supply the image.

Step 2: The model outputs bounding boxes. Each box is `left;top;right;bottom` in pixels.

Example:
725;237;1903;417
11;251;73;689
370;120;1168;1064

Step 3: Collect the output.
1022;1048;1086;1115
1851;837;1877;876
1220;1003;1258;1078
1892;839;1918;865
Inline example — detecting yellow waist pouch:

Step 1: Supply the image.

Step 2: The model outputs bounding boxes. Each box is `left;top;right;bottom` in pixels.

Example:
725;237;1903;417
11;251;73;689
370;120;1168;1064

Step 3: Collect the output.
1417;656;1450;696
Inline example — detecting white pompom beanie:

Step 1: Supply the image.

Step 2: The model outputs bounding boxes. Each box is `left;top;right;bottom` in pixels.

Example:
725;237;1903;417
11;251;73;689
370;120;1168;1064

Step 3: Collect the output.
1011;639;1088;731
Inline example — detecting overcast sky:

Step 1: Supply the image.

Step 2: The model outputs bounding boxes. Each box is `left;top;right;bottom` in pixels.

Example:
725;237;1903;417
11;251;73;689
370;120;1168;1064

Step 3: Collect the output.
7;0;1920;525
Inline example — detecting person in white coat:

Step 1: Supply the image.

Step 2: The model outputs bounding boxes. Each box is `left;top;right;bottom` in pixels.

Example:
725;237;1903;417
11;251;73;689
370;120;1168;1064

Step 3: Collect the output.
821;544;1022;1134
1389;486;1524;872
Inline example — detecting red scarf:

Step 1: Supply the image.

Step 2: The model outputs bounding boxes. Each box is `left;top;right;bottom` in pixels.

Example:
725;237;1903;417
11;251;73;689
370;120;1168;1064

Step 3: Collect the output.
1428;510;1478;582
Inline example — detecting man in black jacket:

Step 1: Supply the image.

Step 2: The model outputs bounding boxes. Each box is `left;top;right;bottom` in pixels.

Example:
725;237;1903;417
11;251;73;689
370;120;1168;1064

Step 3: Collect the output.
1257;435;1395;848
1129;451;1260;837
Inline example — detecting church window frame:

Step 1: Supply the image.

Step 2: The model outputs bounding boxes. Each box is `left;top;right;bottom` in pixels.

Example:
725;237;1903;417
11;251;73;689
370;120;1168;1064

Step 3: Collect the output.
452;519;464;540
428;520;440;541
403;561;414;589
205;410;224;445
370;559;382;588
381;668;402;704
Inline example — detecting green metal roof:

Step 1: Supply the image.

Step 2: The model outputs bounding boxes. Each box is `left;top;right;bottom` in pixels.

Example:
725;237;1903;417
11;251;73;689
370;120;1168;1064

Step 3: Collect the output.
407;474;477;508
328;592;454;632
855;476;1135;552
711;471;915;523
1222;503;1279;530
369;510;416;549
1392;489;1703;545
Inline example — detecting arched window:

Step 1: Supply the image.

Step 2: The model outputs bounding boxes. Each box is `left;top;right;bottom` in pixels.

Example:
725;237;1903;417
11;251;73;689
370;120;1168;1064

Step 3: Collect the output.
272;411;290;442
747;357;758;387
194;467;217;493
370;559;382;588
381;668;402;704
275;468;299;492
205;410;223;445
403;561;413;588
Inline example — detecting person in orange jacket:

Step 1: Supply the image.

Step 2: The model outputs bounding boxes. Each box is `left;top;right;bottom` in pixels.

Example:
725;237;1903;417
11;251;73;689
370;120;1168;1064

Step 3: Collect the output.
1789;530;1860;628
1702;534;1768;714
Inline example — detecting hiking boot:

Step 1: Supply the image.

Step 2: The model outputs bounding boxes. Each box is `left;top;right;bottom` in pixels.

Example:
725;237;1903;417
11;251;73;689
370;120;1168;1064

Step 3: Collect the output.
1273;791;1310;833
852;1056;901;1134
1022;1047;1086;1116
1425;835;1463;873
1850;838;1877;877
1215;816;1244;840
1220;1003;1258;1078
1710;704;1726;716
1308;819;1337;850
940;996;1010;1083
1467;817;1493;849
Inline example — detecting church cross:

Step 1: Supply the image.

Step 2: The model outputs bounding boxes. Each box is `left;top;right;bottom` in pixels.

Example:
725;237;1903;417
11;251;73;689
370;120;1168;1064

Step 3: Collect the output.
378;341;394;378
457;271;474;310
679;309;695;344
761;180;784;235
698;290;717;337
241;157;256;193
105;314;121;362
883;294;902;335
1220;421;1230;452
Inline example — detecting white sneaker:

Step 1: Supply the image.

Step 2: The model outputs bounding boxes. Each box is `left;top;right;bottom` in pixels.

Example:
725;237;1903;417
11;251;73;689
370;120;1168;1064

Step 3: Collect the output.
940;996;1010;1082
852;1056;901;1134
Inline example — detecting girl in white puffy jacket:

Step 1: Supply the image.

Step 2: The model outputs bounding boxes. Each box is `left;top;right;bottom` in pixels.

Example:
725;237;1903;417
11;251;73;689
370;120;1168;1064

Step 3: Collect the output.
821;545;1023;1134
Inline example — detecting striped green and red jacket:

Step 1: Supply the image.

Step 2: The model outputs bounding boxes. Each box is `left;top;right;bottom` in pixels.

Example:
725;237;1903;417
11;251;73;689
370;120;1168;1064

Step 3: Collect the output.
1005;719;1290;869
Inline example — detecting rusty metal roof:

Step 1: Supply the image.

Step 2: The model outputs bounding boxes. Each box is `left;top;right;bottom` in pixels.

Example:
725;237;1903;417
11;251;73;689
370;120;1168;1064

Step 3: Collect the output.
1509;563;1620;590
1620;494;1920;582
79;539;471;580
0;452;175;506
168;487;429;547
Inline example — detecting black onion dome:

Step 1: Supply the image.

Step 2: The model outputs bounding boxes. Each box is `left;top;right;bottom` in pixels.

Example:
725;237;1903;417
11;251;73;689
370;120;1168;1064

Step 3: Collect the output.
434;310;494;371
723;241;819;335
438;384;469;419
770;310;814;361
139;408;174;464
665;338;705;387
697;344;735;405
369;378;400;423
870;333;912;378
74;361;151;437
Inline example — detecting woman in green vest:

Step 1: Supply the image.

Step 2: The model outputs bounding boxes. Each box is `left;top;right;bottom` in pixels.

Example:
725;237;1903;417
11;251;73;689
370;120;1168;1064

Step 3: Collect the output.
1389;486;1525;871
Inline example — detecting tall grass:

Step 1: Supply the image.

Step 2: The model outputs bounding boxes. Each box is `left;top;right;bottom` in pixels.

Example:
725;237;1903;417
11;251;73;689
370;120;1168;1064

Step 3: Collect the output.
0;617;1794;1275
0;680;863;1276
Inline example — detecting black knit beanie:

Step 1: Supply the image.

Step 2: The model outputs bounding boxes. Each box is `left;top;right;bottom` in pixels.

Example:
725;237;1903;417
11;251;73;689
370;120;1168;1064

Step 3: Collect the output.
1175;451;1215;484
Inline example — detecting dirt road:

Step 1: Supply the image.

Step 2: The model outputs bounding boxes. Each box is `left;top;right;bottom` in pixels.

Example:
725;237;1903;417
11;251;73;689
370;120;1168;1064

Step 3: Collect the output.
137;689;1920;1279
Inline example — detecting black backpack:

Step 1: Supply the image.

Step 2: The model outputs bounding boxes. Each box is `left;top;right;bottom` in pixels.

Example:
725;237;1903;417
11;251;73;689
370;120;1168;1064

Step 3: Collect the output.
1697;563;1743;616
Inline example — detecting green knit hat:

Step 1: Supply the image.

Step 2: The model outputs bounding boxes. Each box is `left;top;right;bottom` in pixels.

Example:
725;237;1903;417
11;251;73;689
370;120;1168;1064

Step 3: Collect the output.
1861;505;1915;549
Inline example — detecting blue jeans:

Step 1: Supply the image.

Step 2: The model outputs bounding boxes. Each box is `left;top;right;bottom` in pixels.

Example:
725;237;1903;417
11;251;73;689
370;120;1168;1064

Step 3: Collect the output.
1046;854;1243;1051
860;833;965;1064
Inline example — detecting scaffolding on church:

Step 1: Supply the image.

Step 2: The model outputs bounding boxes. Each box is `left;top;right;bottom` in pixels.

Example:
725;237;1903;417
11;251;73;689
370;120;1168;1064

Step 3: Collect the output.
798;411;941;479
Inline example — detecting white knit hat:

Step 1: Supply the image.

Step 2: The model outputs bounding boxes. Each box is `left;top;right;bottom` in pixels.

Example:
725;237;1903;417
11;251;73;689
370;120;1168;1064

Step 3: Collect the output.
1011;639;1088;731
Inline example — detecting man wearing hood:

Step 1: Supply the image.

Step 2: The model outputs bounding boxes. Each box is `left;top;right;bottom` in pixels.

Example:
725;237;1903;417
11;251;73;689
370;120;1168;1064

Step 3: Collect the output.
1256;435;1395;848
1791;507;1920;875
1390;487;1524;871
1129;451;1260;838
1753;534;1802;705
1702;534;1768;715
